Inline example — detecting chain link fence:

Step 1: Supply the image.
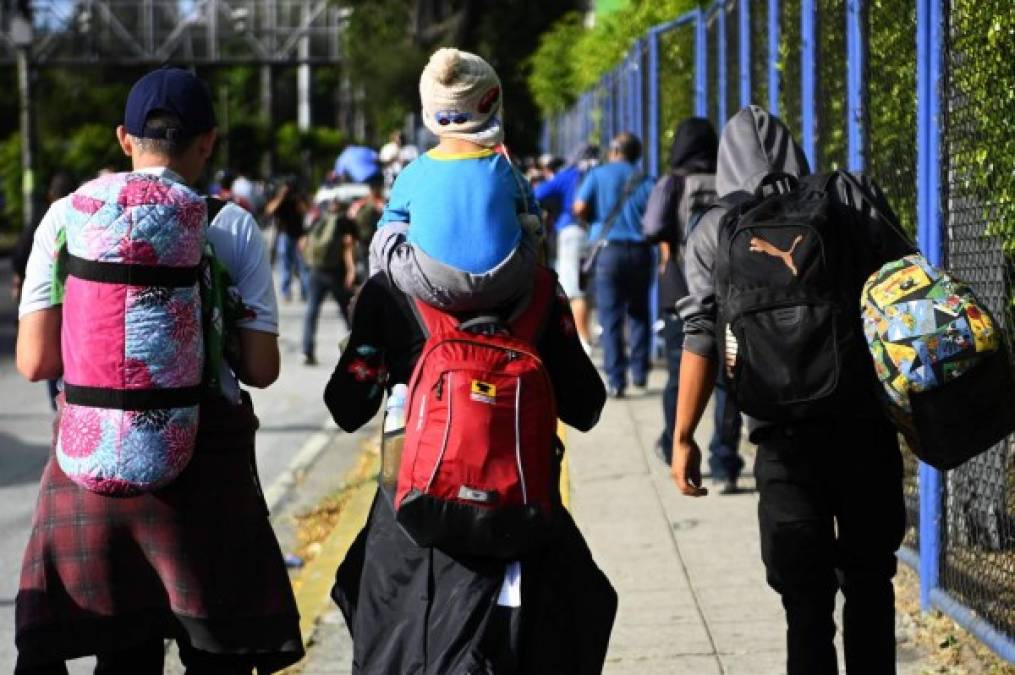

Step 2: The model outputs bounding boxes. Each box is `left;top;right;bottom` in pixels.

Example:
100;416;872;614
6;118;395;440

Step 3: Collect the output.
816;0;846;170
941;0;1015;640
867;0;921;549
750;0;769;110
656;22;697;170
724;1;741;127
777;0;802;135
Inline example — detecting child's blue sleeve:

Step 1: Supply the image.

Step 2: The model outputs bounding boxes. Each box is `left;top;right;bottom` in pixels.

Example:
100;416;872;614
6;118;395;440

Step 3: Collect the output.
379;169;411;226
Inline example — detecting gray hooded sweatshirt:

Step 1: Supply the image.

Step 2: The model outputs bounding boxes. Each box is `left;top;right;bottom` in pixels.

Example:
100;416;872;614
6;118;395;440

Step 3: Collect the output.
677;106;913;433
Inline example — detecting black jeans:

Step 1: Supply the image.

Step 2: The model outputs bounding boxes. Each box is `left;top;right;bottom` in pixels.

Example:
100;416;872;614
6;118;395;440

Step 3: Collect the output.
659;312;743;480
754;417;905;675
15;638;258;675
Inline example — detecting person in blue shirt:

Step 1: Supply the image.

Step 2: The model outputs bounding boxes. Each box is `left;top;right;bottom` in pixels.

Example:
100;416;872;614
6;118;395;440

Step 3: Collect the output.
534;144;599;350
370;47;541;312
573;132;655;397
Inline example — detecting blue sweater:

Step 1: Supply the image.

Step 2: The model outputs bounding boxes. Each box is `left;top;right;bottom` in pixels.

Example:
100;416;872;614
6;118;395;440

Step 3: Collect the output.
379;149;537;274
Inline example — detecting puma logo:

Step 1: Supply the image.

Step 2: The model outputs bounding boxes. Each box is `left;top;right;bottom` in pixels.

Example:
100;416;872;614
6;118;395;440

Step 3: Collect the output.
749;234;805;276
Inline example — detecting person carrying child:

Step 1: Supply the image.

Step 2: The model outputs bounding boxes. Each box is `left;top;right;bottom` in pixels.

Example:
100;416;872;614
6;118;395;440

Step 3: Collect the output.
369;47;542;312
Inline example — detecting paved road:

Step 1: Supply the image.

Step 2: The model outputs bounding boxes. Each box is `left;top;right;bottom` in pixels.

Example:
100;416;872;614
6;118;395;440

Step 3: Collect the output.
0;256;351;672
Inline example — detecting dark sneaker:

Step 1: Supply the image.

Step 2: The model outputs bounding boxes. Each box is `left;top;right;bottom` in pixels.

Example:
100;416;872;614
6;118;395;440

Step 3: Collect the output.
608;386;625;399
717;479;739;495
303;354;318;366
654;437;672;465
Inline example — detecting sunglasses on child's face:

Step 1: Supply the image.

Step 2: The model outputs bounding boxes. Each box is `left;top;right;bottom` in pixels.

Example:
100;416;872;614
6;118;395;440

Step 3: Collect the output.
435;111;472;126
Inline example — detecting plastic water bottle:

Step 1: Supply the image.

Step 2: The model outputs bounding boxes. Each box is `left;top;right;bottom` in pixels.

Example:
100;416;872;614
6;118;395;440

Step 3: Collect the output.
381;384;408;490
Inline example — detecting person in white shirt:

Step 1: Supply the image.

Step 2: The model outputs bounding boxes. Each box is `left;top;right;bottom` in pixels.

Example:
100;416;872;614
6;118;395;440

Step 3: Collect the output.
379;130;419;188
14;67;302;675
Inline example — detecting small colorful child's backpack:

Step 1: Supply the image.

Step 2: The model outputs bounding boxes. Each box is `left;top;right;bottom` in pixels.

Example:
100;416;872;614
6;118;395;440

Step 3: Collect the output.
57;172;207;496
861;254;1015;469
394;268;559;558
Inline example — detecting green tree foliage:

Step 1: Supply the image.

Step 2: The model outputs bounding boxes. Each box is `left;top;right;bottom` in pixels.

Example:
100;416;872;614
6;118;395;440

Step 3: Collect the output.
337;0;580;153
946;0;1015;318
816;0;846;171
868;0;918;236
0;133;26;228
527;13;585;114
457;0;582;154
341;0;426;143
656;21;697;164
528;0;700;120
274;122;346;184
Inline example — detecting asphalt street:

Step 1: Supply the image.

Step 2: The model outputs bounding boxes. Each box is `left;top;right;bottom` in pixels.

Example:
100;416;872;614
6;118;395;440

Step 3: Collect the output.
0;256;351;673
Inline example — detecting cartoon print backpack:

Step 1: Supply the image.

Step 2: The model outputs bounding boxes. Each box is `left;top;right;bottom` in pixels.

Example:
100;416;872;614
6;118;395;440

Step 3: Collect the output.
713;172;911;423
861;254;1015;469
57;172;207;496
395;268;559;558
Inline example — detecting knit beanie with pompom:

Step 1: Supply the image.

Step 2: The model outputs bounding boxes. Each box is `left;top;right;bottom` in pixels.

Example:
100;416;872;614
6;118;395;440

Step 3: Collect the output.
420;47;504;147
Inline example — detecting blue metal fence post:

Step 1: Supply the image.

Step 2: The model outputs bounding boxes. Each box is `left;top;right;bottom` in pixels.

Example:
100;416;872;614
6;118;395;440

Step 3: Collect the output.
768;0;780;115
800;0;817;167
618;63;628;133
648;29;660;177
716;1;727;127
609;69;617;138
695;8;708;118
631;46;641;139
636;39;646;152
628;51;635;134
739;0;751;109
846;0;866;171
916;0;942;613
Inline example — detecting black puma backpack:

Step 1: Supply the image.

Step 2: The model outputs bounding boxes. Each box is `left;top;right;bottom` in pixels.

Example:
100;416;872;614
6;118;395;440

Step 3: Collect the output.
713;171;912;423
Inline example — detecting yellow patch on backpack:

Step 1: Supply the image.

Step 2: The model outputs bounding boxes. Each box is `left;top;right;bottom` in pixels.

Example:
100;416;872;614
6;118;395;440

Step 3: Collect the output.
470;380;497;404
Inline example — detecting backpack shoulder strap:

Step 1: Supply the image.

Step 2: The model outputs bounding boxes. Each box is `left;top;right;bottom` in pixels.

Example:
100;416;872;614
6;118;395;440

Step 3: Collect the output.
205;196;228;224
590;169;644;245
685;191;754;244
509;267;557;343
411;298;460;339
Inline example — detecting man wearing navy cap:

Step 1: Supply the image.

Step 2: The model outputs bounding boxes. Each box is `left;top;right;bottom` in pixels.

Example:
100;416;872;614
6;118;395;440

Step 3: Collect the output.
15;68;302;674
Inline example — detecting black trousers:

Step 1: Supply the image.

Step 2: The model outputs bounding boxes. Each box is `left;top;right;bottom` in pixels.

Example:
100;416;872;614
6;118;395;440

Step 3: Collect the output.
15;637;261;675
754;416;906;675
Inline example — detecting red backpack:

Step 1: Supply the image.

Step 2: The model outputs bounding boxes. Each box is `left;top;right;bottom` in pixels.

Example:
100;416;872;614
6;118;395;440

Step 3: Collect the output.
395;269;559;558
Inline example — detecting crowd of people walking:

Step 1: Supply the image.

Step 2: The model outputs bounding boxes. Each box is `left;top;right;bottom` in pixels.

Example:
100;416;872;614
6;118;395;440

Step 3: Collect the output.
10;34;1008;675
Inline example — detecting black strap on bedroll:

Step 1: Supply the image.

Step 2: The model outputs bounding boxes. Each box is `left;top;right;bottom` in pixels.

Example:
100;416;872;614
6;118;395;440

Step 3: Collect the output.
66;254;200;287
580;170;645;276
64;383;203;410
65;198;222;287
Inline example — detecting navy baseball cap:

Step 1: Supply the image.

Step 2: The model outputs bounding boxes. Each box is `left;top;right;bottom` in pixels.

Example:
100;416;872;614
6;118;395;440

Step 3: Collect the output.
124;68;217;140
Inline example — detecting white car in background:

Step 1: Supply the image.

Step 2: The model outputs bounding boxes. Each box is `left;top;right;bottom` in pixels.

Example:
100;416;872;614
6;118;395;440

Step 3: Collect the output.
312;183;374;207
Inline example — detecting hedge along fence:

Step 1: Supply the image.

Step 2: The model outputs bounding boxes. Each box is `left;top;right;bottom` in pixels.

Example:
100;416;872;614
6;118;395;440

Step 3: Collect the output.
541;0;1014;662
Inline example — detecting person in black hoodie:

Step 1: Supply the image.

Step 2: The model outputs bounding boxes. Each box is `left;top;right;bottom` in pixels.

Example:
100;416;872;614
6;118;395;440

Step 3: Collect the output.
672;106;914;674
323;271;615;674
642;118;744;493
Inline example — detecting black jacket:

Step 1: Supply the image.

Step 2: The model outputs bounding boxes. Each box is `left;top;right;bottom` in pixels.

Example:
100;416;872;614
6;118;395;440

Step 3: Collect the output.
642;118;718;312
323;273;614;674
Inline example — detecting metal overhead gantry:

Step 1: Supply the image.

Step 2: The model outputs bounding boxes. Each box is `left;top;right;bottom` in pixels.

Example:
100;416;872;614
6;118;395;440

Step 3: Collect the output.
0;0;348;67
0;1;351;225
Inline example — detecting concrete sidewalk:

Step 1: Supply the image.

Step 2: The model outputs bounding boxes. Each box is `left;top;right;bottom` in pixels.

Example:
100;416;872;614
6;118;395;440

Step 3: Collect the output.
568;371;782;674
298;367;933;674
568;368;933;674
